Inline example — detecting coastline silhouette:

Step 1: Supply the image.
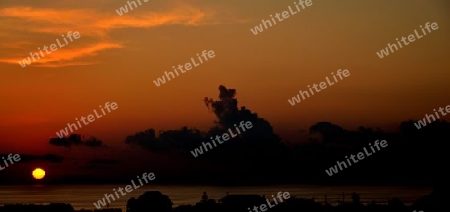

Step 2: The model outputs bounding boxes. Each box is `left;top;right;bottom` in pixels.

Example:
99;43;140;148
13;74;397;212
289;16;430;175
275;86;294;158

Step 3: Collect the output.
0;187;438;212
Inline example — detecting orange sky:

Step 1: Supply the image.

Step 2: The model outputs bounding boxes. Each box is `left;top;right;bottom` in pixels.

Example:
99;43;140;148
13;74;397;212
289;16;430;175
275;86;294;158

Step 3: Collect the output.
1;0;450;154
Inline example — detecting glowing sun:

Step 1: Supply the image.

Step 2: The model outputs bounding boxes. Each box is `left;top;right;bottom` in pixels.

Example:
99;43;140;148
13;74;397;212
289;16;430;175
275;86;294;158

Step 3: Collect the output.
32;168;45;180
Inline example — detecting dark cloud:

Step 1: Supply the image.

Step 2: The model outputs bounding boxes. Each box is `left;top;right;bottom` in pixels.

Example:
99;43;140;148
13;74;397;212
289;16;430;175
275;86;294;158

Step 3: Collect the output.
125;85;282;156
121;85;446;184
125;127;203;152
5;153;64;163
49;134;104;148
203;85;282;158
86;158;120;165
84;158;121;168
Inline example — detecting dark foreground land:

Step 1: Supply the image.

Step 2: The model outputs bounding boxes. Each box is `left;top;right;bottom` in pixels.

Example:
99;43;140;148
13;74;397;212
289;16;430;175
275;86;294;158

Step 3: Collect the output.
0;187;439;212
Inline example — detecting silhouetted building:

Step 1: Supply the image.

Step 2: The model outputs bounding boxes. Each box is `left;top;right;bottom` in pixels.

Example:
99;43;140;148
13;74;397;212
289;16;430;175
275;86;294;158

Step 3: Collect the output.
352;192;360;205
201;191;208;203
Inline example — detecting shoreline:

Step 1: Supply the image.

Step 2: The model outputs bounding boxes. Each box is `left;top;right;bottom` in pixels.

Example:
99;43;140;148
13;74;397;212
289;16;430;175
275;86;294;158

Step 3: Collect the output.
0;184;432;210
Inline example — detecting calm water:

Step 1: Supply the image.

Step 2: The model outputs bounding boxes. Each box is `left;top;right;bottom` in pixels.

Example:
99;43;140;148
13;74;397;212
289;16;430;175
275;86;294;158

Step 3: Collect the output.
0;184;432;210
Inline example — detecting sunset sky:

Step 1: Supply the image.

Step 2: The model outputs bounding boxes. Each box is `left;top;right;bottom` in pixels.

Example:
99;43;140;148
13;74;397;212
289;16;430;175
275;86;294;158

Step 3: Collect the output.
0;0;449;182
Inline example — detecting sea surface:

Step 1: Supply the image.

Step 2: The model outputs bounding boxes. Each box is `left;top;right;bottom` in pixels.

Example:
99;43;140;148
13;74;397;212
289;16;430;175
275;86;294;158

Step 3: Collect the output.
0;184;432;210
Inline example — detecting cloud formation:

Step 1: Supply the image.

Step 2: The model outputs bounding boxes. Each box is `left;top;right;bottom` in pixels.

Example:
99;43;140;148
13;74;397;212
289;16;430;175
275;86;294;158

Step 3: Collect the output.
9;153;64;163
49;134;105;147
85;158;121;168
0;4;218;68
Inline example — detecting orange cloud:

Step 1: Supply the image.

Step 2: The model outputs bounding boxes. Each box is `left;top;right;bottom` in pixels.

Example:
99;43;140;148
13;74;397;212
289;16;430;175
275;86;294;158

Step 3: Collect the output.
0;4;225;68
0;43;123;67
